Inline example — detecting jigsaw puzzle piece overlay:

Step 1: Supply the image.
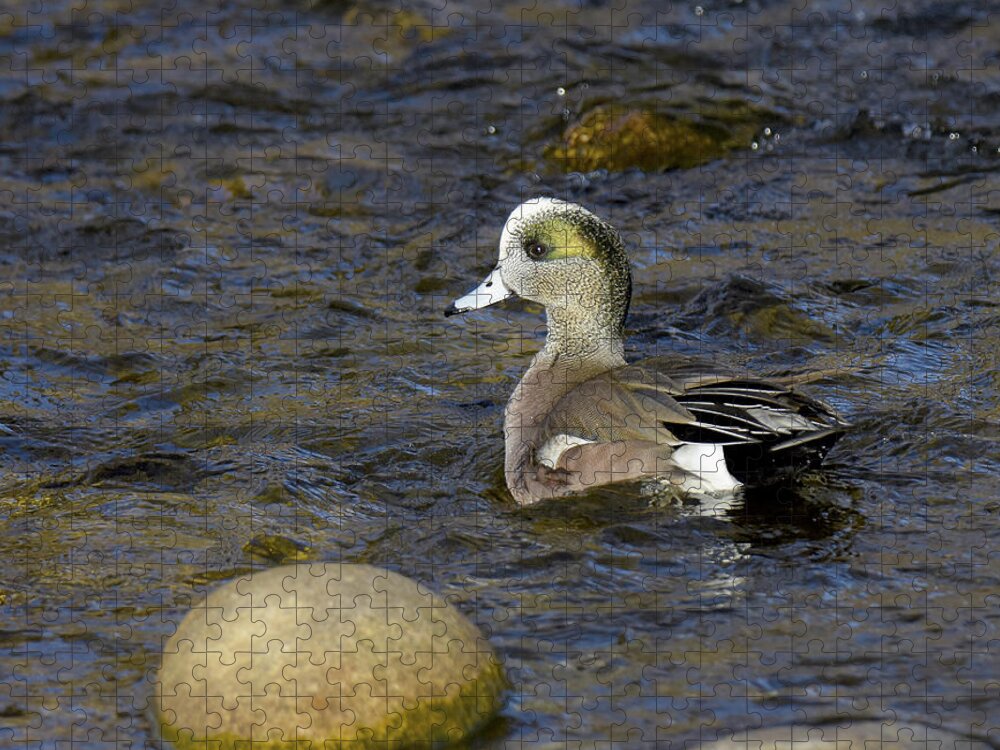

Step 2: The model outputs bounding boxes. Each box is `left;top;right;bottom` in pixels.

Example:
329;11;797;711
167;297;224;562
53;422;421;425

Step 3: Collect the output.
154;563;505;747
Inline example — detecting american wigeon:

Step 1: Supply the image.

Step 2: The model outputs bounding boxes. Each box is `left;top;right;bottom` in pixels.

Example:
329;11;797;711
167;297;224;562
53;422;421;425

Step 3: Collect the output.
445;197;847;506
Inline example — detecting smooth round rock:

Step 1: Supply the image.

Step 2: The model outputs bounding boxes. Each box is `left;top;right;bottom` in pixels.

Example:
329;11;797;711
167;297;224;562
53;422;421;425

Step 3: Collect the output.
154;563;505;749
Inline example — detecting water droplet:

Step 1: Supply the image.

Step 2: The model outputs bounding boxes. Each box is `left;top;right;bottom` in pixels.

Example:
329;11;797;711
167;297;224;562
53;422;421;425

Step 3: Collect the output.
763;127;772;137
972;145;978;153
486;125;496;135
694;5;704;16
859;70;868;80
949;132;960;140
751;141;759;150
556;87;566;97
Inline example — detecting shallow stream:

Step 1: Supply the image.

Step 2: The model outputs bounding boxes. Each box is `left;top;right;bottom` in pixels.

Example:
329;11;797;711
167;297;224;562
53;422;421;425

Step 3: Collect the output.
0;0;998;746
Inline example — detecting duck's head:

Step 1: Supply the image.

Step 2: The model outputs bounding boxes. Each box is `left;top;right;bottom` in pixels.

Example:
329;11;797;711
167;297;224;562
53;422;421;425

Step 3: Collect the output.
445;198;632;348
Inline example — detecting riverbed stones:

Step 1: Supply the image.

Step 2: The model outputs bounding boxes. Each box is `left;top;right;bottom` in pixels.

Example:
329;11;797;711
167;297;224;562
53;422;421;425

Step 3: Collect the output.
154;563;506;749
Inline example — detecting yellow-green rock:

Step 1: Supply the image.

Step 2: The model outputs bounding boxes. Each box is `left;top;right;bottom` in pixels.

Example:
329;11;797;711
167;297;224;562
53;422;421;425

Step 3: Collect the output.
547;107;734;172
153;563;505;749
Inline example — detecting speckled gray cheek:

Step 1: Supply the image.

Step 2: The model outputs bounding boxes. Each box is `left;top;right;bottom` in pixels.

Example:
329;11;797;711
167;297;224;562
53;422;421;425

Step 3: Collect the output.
506;260;543;298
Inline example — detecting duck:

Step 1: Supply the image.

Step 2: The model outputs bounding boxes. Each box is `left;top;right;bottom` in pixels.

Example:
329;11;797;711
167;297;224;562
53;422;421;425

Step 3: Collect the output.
445;197;847;506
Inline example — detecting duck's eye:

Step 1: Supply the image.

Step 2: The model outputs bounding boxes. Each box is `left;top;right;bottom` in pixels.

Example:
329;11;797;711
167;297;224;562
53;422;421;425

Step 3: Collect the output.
524;240;549;260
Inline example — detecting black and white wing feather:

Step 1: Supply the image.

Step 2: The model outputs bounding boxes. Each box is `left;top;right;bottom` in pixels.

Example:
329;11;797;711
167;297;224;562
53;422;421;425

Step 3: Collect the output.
541;355;847;487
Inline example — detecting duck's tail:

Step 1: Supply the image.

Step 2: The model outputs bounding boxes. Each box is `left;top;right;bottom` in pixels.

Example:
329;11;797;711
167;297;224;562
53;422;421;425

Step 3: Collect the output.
723;425;847;486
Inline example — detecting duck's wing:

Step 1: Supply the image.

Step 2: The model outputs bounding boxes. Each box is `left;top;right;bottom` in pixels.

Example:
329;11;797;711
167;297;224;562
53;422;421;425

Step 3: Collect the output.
538;357;847;486
538;363;697;447
637;356;848;483
524;365;696;498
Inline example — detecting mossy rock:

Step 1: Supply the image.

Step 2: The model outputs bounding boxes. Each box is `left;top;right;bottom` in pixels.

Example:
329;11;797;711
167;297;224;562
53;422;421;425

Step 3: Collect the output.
154;563;506;749
546;107;737;172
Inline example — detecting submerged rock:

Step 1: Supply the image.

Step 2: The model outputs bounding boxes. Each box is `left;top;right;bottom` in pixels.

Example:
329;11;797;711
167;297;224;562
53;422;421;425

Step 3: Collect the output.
547;107;735;172
154;563;505;748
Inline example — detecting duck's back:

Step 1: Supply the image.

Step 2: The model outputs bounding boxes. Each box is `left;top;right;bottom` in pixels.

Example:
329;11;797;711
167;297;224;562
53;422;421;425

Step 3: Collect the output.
537;355;847;489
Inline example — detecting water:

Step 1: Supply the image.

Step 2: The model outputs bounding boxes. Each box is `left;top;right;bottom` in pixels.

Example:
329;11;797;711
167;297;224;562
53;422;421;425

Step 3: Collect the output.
0;0;998;746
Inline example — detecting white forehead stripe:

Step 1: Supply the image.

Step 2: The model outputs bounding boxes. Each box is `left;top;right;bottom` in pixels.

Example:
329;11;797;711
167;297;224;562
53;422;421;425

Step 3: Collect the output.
498;197;574;262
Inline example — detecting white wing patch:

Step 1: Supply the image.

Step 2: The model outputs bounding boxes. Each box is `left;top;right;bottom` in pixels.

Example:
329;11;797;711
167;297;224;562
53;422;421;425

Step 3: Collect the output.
670;443;743;495
536;433;595;468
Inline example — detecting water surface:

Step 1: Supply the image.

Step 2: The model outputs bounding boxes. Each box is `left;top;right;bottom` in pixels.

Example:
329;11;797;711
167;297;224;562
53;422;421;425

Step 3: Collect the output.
0;0;998;746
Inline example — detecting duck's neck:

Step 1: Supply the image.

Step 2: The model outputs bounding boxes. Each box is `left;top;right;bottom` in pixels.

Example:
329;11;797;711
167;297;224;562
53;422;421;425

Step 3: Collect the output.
516;304;627;412
540;305;626;370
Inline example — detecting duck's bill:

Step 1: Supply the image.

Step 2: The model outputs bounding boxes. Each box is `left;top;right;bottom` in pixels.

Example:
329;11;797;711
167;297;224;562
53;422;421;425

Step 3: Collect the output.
444;268;514;316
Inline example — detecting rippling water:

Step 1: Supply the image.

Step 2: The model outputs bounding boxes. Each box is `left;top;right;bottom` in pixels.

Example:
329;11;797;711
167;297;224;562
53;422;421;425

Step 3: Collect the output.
0;0;998;746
